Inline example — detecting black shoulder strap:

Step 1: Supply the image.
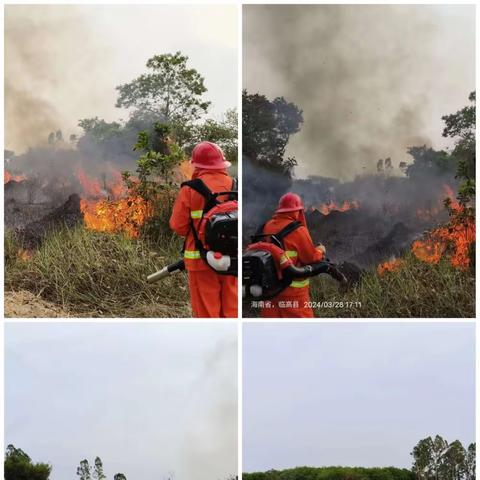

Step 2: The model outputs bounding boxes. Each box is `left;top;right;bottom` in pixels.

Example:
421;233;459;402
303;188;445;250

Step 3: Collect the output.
181;179;213;199
227;177;238;201
181;178;219;213
274;221;302;243
250;220;301;249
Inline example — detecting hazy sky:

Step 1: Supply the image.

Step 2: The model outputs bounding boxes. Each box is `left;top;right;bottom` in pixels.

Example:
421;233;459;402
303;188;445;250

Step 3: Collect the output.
244;5;475;179
5;323;237;480
243;323;475;473
5;4;238;152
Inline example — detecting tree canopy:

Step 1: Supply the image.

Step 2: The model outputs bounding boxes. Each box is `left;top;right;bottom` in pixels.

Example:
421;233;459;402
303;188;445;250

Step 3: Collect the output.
243;90;303;177
243;466;415;480
404;146;456;180
411;436;475;480
442;91;475;204
4;445;51;480
116;51;210;124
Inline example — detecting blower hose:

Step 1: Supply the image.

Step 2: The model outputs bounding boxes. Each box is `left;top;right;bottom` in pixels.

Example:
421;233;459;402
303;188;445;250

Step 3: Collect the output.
283;261;348;284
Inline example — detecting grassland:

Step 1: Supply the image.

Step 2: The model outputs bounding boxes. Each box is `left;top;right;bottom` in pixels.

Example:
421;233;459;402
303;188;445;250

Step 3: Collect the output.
5;227;191;318
310;251;475;318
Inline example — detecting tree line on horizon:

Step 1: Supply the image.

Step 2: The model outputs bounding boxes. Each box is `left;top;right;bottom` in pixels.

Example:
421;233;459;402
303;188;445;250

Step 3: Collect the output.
4;436;473;480
4;444;237;480
242;437;475;480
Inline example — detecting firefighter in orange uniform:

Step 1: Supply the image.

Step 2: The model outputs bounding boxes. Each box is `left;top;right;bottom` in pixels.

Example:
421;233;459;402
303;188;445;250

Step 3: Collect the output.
170;141;237;318
261;192;325;318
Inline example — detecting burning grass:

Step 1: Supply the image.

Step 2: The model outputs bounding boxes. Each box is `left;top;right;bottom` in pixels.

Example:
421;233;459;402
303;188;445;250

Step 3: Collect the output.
310;251;475;318
5;227;191;318
80;196;153;238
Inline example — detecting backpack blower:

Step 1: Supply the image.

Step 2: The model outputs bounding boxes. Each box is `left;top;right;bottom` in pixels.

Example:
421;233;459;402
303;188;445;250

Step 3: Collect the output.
242;221;347;300
147;178;238;283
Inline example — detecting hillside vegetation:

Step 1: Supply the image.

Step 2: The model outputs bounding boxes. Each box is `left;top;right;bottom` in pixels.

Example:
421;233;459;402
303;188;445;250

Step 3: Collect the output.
243;467;415;480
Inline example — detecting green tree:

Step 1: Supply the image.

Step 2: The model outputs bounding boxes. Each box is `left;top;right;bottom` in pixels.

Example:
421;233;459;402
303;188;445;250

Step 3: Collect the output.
412;437;434;480
405;146;456;180
442;91;476;204
243;90;303;177
116;52;210;124
431;435;449;480
113;474;127;480
184;108;238;165
4;445;51;480
411;437;475;480
443;440;466;480
77;459;92;480
125;123;184;196
464;444;476;480
78;117;122;144
122;124;184;241
93;457;106;480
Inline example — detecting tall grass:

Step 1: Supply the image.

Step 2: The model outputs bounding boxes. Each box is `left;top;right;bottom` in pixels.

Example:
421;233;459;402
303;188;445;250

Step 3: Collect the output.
310;252;475;318
5;227;191;317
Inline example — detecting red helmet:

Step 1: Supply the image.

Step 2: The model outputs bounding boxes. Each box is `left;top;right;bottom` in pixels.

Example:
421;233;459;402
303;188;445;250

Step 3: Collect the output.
276;192;304;213
191;141;231;170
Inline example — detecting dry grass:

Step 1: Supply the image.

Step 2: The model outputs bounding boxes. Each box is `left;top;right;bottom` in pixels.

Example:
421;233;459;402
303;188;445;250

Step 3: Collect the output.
5;227;191;318
309;251;475;318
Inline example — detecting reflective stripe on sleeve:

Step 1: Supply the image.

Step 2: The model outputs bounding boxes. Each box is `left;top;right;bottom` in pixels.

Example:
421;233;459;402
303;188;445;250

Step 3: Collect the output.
190;210;203;219
184;250;201;259
285;250;298;258
290;279;310;288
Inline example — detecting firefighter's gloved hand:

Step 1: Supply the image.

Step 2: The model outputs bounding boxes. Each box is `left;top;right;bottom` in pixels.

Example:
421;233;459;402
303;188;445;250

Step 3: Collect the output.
316;243;327;258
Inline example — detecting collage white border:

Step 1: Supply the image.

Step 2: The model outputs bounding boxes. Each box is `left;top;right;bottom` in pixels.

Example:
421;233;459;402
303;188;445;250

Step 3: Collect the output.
1;1;479;479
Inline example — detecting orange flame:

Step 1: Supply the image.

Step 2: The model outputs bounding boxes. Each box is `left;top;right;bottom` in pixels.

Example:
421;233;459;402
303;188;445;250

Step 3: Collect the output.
108;169;127;199
80;196;153;238
316;200;359;215
412;219;475;270
377;257;404;275
76;167;151;238
412;186;475;270
17;248;33;261
5;170;26;184
76;169;104;198
416;184;460;221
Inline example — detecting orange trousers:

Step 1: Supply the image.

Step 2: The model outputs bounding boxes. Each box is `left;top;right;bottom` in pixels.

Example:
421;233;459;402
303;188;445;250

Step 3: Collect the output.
188;269;238;318
260;288;314;318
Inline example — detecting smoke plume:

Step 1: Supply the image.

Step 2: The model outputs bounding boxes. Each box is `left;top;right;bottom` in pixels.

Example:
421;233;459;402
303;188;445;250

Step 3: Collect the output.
243;5;475;179
5;5;113;152
179;335;237;480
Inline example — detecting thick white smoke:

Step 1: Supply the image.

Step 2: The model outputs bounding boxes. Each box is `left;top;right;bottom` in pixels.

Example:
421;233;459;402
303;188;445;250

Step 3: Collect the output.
243;5;475;179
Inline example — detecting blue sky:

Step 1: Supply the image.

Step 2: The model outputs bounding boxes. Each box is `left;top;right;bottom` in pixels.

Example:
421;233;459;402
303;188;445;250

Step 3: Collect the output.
243;322;475;472
5;322;237;480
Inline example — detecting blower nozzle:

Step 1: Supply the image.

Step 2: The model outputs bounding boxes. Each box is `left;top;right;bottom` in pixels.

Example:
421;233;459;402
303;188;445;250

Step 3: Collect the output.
147;259;185;283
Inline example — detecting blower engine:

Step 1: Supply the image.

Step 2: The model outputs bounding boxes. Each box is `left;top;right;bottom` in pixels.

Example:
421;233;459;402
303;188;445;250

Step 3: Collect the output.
242;242;347;300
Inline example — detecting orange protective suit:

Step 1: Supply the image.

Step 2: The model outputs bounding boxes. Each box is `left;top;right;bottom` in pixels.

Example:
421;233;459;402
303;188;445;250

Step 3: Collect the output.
260;210;324;318
169;169;238;318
